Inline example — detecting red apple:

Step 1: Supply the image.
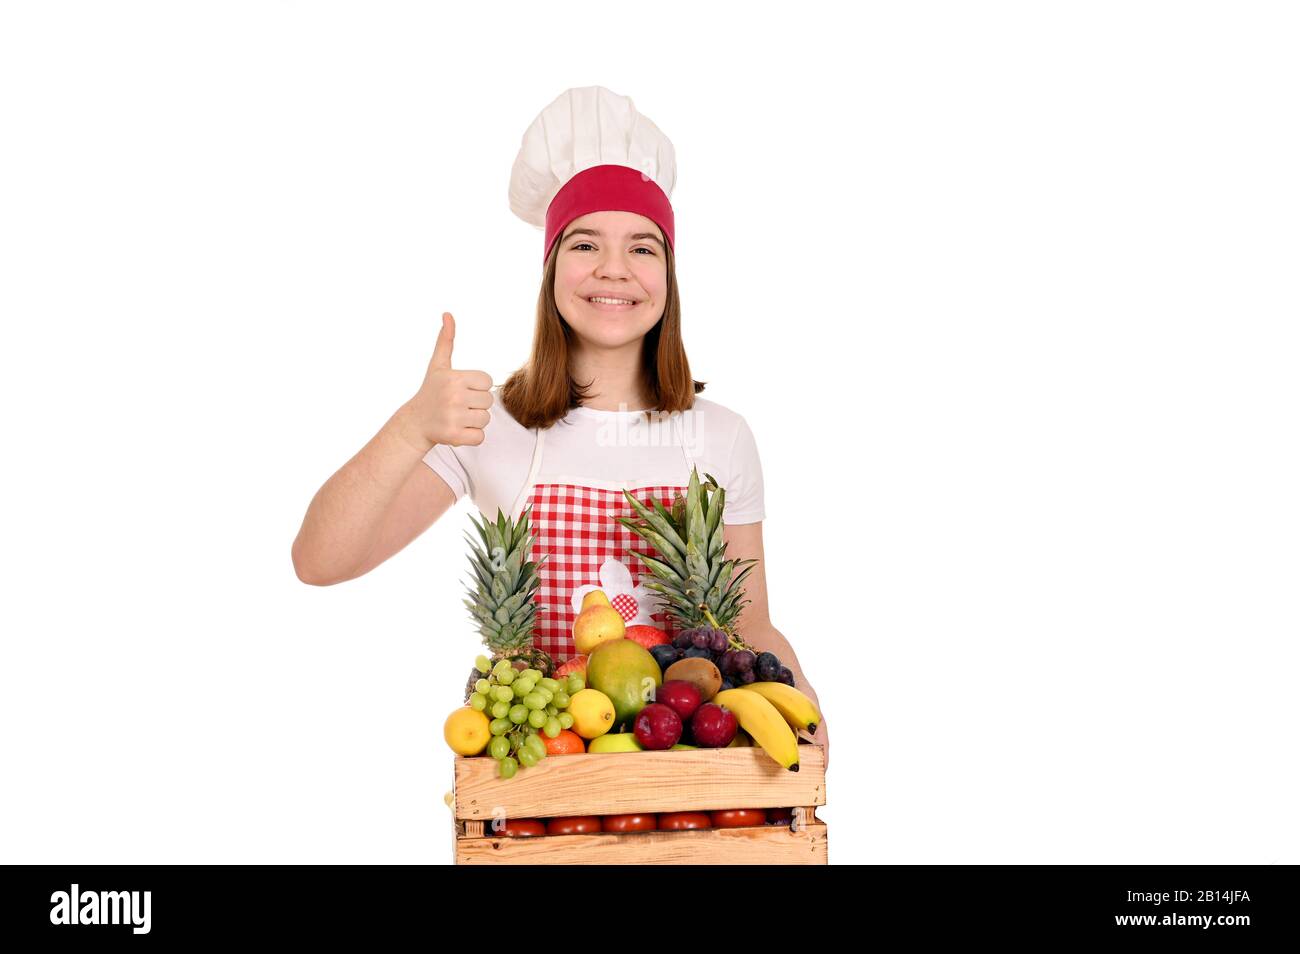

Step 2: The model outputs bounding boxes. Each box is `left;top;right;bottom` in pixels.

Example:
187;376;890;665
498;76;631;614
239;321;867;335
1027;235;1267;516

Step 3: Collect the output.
655;679;703;723
624;625;670;650
632;702;682;750
554;655;587;679
690;703;738;748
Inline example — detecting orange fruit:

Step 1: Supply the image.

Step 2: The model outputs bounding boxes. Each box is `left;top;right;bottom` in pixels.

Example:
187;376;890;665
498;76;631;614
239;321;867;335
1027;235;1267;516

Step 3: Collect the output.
541;729;586;756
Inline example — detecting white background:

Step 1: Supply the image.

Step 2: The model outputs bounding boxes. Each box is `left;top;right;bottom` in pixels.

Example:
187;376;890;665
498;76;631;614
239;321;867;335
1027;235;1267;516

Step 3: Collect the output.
2;1;1296;864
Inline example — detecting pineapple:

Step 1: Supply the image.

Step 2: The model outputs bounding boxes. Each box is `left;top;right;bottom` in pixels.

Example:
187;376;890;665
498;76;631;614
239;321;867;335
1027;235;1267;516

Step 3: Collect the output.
461;506;552;701
616;467;758;651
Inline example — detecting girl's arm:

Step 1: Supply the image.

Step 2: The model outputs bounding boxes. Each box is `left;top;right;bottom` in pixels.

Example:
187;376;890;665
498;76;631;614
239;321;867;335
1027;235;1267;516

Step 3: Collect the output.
722;521;830;770
292;403;452;585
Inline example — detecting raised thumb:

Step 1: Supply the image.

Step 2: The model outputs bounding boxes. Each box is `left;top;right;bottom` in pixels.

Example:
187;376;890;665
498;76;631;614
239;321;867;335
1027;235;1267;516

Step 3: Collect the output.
431;312;456;369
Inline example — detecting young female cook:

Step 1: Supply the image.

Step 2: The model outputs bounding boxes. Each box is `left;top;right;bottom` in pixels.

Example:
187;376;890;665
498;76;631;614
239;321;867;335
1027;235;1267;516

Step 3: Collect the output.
292;87;828;766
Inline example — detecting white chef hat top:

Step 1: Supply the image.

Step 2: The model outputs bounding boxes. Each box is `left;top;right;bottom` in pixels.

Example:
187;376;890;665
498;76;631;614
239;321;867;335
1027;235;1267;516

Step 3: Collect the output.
508;86;678;264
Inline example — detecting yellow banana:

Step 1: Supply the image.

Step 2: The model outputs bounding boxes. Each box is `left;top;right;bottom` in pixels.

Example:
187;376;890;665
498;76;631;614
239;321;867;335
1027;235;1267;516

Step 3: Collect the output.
713;689;800;771
739;682;820;735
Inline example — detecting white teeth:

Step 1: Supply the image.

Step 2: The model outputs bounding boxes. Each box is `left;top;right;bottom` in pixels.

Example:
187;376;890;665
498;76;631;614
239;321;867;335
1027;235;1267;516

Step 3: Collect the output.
588;296;636;305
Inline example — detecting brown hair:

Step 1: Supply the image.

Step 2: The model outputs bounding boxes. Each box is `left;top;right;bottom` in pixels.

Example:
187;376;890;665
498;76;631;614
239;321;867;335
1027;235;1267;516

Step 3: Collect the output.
499;227;706;430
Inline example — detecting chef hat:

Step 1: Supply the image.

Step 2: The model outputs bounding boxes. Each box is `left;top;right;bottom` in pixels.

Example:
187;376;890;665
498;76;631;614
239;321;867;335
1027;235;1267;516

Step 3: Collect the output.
508;86;677;264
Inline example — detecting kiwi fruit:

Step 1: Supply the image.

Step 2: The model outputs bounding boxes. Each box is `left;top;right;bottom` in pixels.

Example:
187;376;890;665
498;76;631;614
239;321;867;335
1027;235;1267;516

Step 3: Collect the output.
664;658;722;701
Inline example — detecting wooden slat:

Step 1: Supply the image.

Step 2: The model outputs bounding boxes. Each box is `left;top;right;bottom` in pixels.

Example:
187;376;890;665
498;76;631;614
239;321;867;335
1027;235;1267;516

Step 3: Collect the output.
456;821;828;865
454;742;826;820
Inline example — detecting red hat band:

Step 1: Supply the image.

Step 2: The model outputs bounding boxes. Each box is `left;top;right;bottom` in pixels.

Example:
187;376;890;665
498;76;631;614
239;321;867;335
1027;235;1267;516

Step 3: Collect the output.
544;164;675;264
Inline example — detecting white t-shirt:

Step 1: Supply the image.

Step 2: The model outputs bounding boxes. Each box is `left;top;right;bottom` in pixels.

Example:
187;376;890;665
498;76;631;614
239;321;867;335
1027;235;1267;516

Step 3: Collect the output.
422;390;766;525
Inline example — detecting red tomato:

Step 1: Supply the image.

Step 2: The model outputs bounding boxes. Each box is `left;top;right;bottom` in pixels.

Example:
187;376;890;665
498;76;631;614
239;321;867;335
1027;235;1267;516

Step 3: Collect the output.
711;809;767;829
658;812;711;831
766;807;794;825
545;816;602;835
602;813;657;832
494;819;545;838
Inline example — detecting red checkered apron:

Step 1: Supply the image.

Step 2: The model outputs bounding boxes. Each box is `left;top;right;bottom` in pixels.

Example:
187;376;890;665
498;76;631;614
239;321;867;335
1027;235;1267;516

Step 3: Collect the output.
508;413;697;665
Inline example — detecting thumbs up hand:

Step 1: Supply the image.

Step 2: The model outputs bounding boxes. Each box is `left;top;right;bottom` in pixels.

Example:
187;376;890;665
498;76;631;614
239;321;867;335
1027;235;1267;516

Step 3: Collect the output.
408;312;494;448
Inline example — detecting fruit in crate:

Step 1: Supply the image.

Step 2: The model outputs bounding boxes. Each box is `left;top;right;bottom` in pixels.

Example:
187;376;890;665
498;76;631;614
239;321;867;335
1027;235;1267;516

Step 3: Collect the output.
462;656;588;778
443;707;491;756
461;507;552;701
649;644;678;671
739;681;821;734
713;689;800;771
664;657;722;701
554;655;588;679
633;703;683;750
587;732;642;753
624;625;670;650
689;702;738;748
655;680;703;723
617;468;799;690
540;728;586;756
572;590;626;654
581;589;611;611
727;730;752;747
567;688;616;739
585;639;662;731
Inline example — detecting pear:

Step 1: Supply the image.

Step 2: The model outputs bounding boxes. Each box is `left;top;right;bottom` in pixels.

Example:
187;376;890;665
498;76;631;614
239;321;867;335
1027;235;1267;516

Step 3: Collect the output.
580;589;613;611
573;603;626;655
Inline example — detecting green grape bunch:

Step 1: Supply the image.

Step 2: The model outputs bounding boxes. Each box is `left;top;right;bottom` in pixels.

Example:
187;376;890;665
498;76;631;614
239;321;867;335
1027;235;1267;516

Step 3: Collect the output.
469;655;585;779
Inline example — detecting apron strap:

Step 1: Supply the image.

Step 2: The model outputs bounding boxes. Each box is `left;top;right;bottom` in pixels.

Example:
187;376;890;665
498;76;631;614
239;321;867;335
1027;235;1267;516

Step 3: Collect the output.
675;409;697;474
512;409;694;520
511;426;547;521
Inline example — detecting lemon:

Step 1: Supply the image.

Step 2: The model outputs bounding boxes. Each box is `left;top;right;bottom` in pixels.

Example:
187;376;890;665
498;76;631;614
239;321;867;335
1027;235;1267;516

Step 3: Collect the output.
567;688;616;739
443;707;491;756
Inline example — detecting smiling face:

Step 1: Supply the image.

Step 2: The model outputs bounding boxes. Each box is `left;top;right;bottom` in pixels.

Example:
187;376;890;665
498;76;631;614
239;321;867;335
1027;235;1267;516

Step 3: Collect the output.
553;210;669;351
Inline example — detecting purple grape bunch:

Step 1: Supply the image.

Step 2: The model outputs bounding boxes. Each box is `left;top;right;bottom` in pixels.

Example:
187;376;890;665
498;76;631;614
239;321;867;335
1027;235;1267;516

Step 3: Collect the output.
654;627;796;689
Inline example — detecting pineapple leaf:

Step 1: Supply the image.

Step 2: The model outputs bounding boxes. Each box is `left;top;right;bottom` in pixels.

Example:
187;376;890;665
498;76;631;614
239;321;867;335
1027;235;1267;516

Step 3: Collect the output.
720;561;758;604
461;508;545;656
704;486;725;544
685;468;703;537
621;524;688;578
620;490;688;556
671;492;686;526
706;518;725;561
630;549;686;584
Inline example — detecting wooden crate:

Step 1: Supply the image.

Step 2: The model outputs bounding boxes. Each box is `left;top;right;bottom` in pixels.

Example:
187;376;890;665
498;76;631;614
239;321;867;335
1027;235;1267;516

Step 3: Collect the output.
452;740;827;864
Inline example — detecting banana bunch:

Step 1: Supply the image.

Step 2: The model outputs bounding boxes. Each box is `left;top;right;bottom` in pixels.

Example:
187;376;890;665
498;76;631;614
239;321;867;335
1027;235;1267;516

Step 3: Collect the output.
739;682;821;735
713;688;802;771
